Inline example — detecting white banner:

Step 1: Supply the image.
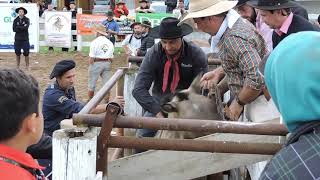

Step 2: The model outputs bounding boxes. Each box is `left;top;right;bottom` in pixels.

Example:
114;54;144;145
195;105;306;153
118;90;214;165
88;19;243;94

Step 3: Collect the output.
45;11;72;48
0;3;39;52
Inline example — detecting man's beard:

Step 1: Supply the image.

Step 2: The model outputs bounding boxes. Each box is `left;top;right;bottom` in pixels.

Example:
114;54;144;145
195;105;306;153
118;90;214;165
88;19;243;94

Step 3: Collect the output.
134;32;142;38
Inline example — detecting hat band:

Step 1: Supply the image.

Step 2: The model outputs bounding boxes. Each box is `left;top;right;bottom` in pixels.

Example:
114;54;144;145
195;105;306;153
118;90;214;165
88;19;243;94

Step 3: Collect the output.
258;0;288;7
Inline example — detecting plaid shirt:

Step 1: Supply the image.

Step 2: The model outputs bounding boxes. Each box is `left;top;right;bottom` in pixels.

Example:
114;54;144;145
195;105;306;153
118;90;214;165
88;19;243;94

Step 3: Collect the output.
218;18;267;97
260;127;320;180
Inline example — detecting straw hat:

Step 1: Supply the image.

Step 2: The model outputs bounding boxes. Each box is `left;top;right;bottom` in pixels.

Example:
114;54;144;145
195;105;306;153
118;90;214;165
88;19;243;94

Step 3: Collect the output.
179;0;238;25
92;24;108;36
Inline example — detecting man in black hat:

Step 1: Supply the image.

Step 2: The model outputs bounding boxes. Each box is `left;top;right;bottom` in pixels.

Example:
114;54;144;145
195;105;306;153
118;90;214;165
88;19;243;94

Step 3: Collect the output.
248;0;319;48
122;22;143;56
136;20;155;56
43;60;124;136
236;0;310;51
102;11;120;45
132;17;208;141
13;7;30;70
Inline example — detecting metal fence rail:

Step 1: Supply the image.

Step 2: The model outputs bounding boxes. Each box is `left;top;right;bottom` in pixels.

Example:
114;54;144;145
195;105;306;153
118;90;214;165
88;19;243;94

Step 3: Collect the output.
73;114;288;136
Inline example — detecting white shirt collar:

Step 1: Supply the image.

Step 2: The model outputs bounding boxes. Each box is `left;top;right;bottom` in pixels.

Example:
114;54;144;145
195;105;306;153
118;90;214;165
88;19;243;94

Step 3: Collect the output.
210;9;240;53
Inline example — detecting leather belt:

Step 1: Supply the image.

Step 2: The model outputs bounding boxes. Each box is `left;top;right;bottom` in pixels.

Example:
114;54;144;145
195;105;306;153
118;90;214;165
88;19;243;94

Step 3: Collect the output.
93;58;112;62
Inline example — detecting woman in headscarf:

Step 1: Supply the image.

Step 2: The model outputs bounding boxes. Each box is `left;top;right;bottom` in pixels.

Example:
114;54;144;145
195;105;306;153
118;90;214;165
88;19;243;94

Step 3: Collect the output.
259;31;320;179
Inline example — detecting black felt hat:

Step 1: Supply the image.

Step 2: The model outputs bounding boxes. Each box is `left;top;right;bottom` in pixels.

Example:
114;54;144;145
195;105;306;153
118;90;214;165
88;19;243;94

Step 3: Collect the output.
130;22;142;29
139;0;148;3
15;7;27;14
236;0;252;7
106;10;114;17
149;17;193;39
50;60;76;79
248;0;296;10
141;20;151;28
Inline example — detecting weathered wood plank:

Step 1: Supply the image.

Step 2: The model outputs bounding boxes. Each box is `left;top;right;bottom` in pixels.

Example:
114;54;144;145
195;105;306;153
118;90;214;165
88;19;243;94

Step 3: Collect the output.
124;70;144;117
52;128;97;180
108;133;282;180
123;70;143;156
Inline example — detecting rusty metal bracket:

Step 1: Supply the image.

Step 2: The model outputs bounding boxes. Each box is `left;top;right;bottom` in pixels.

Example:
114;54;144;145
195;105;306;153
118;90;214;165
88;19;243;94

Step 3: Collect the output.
96;104;120;176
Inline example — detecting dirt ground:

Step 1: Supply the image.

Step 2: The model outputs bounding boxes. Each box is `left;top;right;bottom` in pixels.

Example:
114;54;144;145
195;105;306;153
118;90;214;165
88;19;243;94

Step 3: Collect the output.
0;51;128;104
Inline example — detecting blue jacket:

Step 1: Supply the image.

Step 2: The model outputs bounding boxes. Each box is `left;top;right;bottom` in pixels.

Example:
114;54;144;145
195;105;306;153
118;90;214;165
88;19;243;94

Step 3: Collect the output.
42;83;84;136
102;19;120;34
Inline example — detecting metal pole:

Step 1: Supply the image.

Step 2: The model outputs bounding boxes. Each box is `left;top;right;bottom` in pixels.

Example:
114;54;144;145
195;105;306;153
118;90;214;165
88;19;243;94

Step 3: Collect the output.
72;114;288;136
96;104;120;177
108;136;282;155
79;69;124;114
128;56;144;63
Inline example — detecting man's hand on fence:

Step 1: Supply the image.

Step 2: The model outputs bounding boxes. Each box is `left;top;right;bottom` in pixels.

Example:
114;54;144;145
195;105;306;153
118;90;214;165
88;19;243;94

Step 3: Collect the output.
112;96;125;107
156;112;164;118
89;58;94;65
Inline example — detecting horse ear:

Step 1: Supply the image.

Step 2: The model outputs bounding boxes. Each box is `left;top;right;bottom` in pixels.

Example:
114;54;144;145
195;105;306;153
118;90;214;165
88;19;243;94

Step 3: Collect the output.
161;102;178;113
189;73;202;94
175;91;189;101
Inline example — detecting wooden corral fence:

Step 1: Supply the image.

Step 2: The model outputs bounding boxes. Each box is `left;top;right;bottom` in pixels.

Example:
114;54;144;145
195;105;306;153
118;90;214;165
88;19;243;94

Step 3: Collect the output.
52;65;289;180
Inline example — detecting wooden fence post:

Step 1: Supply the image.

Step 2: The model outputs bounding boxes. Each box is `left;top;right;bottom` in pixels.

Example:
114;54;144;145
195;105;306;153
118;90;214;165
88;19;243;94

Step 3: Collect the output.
52;128;97;180
77;8;83;52
123;67;144;156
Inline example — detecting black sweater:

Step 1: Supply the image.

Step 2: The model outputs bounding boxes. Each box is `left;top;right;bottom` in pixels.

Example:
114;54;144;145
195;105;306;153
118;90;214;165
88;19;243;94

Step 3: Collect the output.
137;33;155;56
272;15;320;48
132;40;208;114
12;16;30;41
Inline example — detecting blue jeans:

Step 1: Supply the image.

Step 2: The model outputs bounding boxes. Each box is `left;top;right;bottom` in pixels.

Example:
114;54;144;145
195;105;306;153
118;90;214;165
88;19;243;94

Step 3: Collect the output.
135;111;157;153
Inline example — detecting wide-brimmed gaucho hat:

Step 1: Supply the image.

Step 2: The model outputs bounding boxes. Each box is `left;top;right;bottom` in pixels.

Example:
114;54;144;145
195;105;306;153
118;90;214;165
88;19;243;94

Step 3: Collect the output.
150;17;193;39
179;0;238;26
15;7;27;14
247;0;296;10
91;24;109;37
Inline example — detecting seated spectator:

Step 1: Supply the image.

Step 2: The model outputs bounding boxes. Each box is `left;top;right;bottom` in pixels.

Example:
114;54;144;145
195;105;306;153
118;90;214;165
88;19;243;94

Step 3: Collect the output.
113;0;129;18
137;20;154;56
135;0;155;13
122;22;143;56
172;0;186;20
0;69;45;179
259;31;320;180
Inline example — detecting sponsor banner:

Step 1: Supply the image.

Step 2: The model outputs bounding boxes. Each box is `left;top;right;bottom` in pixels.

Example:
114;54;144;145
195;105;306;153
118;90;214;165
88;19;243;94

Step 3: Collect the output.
135;13;172;27
0;3;39;52
77;14;105;35
45;11;72;48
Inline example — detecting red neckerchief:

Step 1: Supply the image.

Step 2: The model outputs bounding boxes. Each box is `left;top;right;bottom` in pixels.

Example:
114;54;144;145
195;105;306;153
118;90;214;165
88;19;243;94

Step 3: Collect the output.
162;47;182;93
